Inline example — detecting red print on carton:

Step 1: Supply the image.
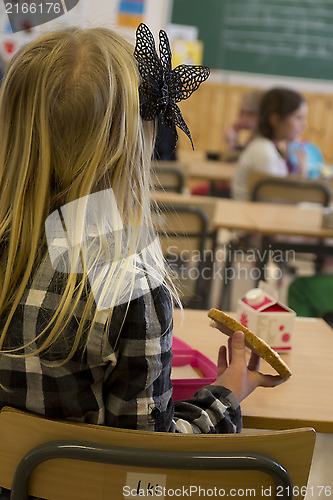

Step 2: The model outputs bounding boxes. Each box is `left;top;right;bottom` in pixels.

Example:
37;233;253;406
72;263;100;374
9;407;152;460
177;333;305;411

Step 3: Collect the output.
240;312;248;328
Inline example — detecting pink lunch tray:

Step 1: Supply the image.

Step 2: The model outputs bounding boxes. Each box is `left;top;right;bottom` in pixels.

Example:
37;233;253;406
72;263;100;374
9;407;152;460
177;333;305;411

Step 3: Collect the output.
171;337;217;401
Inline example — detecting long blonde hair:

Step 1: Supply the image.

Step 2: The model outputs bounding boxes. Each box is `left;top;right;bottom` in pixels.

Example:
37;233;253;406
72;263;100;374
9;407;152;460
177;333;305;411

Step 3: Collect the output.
0;27;173;361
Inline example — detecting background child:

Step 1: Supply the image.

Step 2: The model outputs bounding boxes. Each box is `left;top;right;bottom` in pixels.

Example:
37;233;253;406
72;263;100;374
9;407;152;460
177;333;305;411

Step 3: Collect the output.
232;87;308;201
224;88;264;155
191;89;264;197
0;26;283;449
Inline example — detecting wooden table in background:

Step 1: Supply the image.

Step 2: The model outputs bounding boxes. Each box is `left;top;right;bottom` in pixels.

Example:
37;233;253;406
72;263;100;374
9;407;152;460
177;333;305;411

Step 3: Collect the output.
152;192;333;239
212;198;333;287
185;161;236;184
213;198;333;239
165;150;237;185
172;309;333;433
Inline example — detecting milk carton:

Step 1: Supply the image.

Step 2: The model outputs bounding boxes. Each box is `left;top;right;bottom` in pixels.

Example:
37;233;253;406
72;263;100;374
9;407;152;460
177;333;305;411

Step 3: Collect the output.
236;283;296;352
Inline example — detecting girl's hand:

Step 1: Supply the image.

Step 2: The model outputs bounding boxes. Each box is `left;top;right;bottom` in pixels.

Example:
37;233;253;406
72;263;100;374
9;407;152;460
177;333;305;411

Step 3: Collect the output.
224;126;239;149
214;330;285;402
294;148;308;177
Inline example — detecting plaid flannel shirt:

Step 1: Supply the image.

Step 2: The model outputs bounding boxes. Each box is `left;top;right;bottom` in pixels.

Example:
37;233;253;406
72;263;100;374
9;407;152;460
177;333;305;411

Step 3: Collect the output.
0;256;242;434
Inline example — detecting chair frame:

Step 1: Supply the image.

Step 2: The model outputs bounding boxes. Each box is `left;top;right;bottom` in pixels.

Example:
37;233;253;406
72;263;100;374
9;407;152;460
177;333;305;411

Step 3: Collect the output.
11;440;293;500
221;175;332;308
151;165;186;193
250;176;331;206
250;176;332;281
153;203;213;308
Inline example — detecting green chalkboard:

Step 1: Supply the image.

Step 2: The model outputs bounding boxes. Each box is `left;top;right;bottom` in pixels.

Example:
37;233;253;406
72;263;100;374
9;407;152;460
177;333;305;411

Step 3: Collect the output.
171;0;333;81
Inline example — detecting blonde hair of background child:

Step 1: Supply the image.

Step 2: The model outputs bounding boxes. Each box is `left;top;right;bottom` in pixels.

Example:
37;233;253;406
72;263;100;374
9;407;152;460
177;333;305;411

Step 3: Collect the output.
0;27;177;362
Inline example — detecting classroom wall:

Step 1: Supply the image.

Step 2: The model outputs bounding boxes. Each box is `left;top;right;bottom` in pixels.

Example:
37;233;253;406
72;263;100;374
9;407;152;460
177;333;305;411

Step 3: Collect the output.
84;1;333;95
84;0;172;40
0;0;172;64
1;0;332;94
2;0;333;157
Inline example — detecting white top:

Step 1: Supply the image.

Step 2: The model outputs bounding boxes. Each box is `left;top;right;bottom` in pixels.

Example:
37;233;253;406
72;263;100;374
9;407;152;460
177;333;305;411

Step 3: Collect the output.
232;136;288;201
245;288;266;307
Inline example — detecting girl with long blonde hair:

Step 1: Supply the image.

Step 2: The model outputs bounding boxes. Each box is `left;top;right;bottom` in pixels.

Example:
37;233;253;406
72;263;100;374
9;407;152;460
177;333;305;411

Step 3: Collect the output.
0;26;283;457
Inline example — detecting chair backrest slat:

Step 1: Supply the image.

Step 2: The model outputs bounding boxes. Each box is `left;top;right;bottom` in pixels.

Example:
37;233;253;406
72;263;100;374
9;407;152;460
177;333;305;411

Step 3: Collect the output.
249;171;331;206
0;407;316;500
151;164;187;193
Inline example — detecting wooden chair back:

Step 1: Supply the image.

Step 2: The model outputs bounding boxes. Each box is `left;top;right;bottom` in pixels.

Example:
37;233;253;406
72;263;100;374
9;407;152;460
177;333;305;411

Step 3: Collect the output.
0;407;316;500
249;171;331;206
152;203;211;308
151;162;187;193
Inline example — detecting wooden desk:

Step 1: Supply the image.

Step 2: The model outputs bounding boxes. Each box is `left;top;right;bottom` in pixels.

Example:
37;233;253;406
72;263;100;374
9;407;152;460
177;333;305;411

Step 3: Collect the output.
213;198;333;285
155;159;236;184
173;309;333;433
213;198;333;239
186;161;235;183
157;150;236;184
152;192;333;239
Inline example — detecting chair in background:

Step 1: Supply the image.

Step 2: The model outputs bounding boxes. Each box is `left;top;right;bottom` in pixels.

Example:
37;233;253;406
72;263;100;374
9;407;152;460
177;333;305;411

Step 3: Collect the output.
151;163;187;193
249;172;331;206
220;173;332;309
249;171;332;286
0;407;316;500
152;202;215;309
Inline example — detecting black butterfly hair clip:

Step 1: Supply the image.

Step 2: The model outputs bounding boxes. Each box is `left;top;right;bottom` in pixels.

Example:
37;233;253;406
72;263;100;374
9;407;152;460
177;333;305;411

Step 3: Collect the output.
134;23;210;149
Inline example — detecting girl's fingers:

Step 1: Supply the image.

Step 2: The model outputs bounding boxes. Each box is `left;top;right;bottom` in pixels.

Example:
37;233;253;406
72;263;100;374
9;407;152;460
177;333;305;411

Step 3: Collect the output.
230;330;246;365
217;345;228;376
228;336;232;364
259;374;285;388
248;351;261;372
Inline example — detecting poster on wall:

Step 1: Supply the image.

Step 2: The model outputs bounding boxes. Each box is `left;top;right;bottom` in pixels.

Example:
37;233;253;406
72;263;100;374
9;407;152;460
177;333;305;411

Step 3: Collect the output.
171;39;204;66
167;24;204;67
0;0;87;68
117;0;146;29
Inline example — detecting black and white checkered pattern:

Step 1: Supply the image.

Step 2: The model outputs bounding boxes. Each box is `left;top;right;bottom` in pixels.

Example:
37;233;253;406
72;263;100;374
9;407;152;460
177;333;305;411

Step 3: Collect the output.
0;256;241;434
